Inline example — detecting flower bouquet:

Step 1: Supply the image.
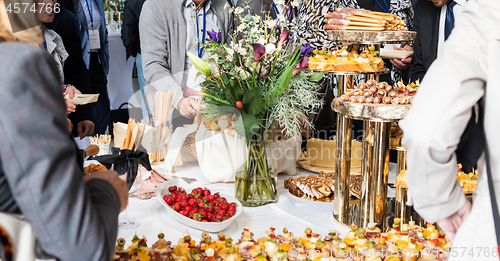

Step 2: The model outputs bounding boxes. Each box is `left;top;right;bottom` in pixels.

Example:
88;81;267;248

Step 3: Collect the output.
188;3;324;206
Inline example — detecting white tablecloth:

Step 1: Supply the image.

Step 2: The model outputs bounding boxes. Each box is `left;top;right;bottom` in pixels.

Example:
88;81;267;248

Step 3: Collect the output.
118;162;397;243
107;32;140;110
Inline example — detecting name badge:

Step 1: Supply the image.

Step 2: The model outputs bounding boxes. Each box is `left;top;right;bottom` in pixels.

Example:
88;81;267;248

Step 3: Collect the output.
89;30;101;49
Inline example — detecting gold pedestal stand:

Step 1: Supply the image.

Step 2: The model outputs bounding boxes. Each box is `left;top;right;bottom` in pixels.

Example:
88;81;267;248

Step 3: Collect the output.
394;147;410;224
327;30;416;231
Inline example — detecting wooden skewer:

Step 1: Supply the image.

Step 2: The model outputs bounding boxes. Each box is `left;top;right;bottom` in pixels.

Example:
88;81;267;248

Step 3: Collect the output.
130;124;139;150
123;118;133;150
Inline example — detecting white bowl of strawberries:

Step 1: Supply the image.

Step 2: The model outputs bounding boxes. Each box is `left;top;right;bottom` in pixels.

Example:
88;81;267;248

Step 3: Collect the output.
155;179;242;232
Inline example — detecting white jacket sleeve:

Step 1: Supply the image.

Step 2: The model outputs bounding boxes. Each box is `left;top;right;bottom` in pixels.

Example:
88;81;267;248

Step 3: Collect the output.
399;0;497;222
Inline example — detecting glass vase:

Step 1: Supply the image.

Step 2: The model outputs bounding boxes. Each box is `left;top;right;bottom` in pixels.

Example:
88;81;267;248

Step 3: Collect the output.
235;128;277;207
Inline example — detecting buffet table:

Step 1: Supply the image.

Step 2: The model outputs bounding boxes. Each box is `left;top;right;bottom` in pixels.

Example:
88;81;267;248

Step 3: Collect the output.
117;162;398;243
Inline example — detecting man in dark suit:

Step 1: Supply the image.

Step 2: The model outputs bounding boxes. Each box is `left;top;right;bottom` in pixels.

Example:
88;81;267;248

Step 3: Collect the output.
408;0;465;81
50;8;96;139
121;0;147;118
409;0;481;173
61;0;110;135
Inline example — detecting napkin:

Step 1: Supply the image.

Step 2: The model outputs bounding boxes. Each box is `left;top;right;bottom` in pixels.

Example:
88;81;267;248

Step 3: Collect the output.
90;147;152;189
164;124;198;172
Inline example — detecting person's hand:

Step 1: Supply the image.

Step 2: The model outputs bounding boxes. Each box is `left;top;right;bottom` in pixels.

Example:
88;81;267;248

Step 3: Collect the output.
389;45;413;70
63;84;81;98
178;97;199;118
84;170;129;212
437;200;472;241
66;102;76;114
77;120;95;139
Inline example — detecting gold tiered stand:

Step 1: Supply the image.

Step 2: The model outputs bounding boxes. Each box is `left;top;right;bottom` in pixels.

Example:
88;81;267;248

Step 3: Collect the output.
326;30;416;230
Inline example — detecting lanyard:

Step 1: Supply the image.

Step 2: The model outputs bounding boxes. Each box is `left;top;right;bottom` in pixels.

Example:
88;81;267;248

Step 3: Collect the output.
272;1;279;15
195;5;206;58
85;0;94;29
42;34;47;50
373;0;390;13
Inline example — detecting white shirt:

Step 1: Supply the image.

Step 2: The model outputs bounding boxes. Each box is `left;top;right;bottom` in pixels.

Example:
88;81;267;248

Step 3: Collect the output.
437;0;466;56
80;0;102;52
183;0;220;93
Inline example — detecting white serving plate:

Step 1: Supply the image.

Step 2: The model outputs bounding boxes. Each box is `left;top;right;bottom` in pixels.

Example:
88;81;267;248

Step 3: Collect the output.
380;49;413;59
155;179;242;232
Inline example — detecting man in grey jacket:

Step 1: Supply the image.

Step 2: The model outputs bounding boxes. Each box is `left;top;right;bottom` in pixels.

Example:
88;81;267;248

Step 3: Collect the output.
0;42;128;261
139;0;232;127
400;0;500;259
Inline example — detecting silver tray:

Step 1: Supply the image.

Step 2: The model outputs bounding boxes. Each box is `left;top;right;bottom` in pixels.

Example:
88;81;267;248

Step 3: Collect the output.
308;68;389;75
327;30;416;44
331;98;411;122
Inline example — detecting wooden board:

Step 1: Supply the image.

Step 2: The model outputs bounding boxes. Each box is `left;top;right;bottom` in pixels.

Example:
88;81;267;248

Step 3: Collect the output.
327;30;416;44
332;98;411;121
297;159;361;175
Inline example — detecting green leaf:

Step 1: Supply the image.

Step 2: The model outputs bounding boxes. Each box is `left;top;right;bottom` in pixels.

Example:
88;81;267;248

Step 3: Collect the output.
270;64;294;103
230;78;244;101
234;52;241;67
309;72;324;82
225;92;237;105
234;114;260;140
222;73;230;87
242;86;263;116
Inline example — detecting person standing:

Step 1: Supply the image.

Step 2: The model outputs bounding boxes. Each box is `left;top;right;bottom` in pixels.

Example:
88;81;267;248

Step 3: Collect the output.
400;0;500;259
62;0;110;135
121;0;147;118
408;0;480;172
408;0;466;82
47;5;96;139
139;0;232;128
338;0;414;85
0;3;128;260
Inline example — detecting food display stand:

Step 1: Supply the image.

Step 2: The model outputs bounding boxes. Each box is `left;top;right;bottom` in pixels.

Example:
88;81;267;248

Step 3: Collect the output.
326;30;416;230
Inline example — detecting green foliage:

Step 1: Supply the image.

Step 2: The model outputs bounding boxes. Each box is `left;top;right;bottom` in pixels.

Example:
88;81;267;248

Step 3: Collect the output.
194;1;323;138
242;87;263;116
234;114;261;140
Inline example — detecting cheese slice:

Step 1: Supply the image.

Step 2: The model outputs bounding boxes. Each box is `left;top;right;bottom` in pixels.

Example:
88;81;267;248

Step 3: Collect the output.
306;138;363;168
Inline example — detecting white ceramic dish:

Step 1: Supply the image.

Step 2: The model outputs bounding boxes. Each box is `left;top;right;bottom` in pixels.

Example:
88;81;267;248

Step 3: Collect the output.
155;179;242;232
380;49;413;59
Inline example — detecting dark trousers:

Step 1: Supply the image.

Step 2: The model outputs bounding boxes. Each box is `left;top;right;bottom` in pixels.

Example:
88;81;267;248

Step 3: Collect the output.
90;53;110;135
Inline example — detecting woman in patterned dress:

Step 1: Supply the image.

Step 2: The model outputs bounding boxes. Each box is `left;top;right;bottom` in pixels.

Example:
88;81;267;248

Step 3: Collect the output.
296;0;413;142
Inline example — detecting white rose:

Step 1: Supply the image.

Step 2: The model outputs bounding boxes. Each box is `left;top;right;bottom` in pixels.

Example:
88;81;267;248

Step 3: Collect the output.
269;35;277;44
265;19;277;28
257;37;266;45
234;7;244;15
277;14;286;23
265;43;276;54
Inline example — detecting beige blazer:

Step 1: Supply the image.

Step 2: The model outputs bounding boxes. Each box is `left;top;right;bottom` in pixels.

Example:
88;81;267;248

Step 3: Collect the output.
400;0;500;259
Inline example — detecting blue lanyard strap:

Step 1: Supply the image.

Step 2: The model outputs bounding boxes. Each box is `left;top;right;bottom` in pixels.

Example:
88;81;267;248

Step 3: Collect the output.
85;0;94;29
42;34;47;50
195;5;206;58
373;0;389;13
272;1;279;15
